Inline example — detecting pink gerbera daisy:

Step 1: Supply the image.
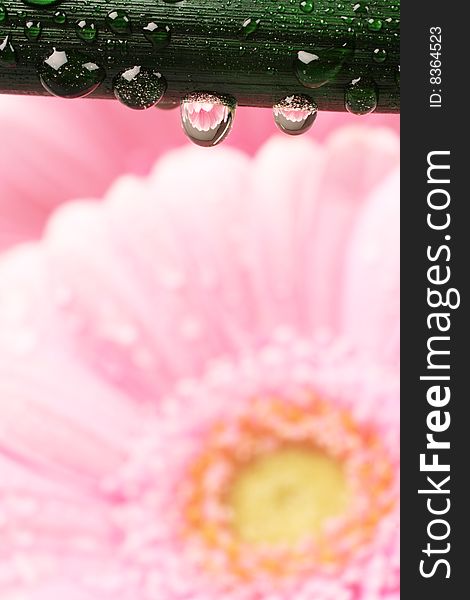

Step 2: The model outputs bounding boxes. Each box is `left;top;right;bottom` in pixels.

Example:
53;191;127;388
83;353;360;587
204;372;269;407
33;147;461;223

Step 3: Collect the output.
0;126;399;599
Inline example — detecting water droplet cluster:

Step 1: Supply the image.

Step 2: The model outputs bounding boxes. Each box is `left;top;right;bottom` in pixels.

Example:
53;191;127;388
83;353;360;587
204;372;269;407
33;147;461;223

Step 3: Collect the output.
0;0;399;146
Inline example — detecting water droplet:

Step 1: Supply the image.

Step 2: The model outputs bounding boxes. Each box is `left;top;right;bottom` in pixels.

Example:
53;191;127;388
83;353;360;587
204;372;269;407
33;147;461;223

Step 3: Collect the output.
39;48;105;98
345;77;377;115
104;37;129;64
352;1;369;14
113;66;167;109
299;0;314;13
273;95;318;136
106;10;131;35
0;4;7;25
53;10;66;25
241;18;260;38
181;92;236;147
24;20;42;42
0;35;17;67
372;48;387;63
295;43;354;88
367;18;382;32
76;19;97;43
143;22;171;49
23;0;61;5
156;101;178;110
395;66;400;88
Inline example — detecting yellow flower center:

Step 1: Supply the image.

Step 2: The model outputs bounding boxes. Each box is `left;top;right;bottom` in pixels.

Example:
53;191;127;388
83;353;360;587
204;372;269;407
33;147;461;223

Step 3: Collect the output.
229;447;349;546
182;396;396;579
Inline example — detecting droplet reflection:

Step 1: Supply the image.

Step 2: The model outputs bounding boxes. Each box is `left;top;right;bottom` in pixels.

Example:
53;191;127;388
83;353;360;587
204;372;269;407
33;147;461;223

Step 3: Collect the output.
180;92;236;147
273;95;318;135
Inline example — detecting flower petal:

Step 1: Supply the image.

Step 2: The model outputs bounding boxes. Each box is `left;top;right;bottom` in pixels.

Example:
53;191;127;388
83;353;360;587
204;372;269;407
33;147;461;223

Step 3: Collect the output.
40;147;255;400
341;169;400;365
1;128;399;406
302;126;399;332
0;92;399;252
0;246;141;484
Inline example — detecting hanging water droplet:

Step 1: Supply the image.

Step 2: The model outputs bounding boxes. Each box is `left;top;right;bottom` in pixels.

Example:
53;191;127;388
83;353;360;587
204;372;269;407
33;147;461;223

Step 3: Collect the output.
113;66;167;109
106;10;131;35
345;77;377;115
273;95;318;136
76;19;97;43
295;42;354;88
24;20;42;42
156;101;179;110
372;48;387;63
53;10;66;25
0;35;17;67
143;22;171;49
181;92;236;147
299;0;314;14
240;18;260;38
39;48;105;98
